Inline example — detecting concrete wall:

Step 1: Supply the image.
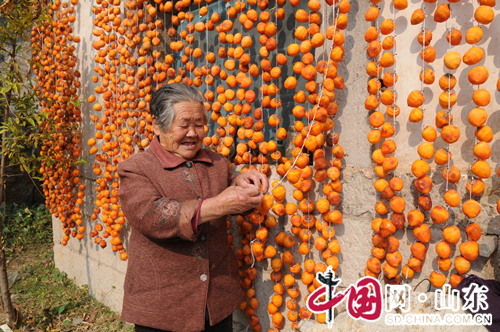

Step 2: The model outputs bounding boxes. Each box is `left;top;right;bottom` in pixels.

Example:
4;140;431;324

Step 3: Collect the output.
53;215;129;312
52;0;500;331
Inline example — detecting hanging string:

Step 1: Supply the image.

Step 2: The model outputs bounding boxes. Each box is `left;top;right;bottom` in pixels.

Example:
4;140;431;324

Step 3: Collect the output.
205;17;209;94
420;4;425;94
190;14;193;81
294;5;297;44
375;4;381;114
249;238;258;268
403;253;412;282
155;2;159;88
391;0;397;132
444;5;452;196
418;3;426;205
467;0;480;226
265;1;340;196
329;1;339;173
275;1;280;142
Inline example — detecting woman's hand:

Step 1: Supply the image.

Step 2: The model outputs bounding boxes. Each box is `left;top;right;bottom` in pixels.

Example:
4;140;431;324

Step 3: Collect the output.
219;185;264;215
234;169;269;193
198;185;264;225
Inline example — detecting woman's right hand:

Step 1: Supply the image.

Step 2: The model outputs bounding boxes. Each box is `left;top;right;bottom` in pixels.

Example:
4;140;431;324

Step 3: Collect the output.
198;185;264;224
217;185;264;215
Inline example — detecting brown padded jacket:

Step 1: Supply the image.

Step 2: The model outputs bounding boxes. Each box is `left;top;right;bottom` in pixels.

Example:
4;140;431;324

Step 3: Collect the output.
118;136;242;332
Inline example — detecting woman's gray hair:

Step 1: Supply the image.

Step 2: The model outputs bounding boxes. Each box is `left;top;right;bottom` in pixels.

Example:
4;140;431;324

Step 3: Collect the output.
149;83;207;132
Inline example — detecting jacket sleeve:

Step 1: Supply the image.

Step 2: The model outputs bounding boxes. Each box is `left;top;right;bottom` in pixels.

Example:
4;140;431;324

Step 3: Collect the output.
118;158;199;242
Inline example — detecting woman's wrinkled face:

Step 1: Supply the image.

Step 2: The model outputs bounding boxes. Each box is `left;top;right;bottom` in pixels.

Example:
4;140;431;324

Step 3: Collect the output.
154;102;206;160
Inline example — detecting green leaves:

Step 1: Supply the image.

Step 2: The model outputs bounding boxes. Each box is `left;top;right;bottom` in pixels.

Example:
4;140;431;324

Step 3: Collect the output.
68;98;82;107
53;271;66;283
0;85;12;94
61;319;72;326
0;61;45;176
52;301;75;316
3;203;53;247
0;0;41;45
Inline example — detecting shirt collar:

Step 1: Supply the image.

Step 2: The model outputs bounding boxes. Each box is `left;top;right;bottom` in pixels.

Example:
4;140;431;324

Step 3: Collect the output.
149;135;213;169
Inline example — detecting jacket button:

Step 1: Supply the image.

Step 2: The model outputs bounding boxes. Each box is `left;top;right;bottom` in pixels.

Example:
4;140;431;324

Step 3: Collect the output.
200;274;207;281
186;161;193;168
200;234;206;242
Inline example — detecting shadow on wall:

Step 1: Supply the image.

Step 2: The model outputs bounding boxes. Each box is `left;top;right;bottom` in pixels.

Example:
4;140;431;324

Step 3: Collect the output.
4;160;45;205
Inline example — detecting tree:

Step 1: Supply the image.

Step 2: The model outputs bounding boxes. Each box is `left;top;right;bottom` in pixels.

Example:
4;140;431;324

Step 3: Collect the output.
0;0;49;328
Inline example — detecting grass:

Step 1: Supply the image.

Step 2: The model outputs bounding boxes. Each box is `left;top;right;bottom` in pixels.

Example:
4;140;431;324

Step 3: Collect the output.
2;203;134;332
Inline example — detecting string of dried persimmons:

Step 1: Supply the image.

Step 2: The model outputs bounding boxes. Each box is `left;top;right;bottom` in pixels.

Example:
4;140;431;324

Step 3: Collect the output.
33;0;86;246
229;0;350;328
364;0;407;284
452;0;496;286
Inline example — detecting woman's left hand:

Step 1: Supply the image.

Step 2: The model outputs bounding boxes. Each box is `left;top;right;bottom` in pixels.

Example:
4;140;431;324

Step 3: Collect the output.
234;169;269;193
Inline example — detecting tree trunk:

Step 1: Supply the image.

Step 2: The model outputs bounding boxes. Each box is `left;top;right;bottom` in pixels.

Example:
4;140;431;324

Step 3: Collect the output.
0;75;19;329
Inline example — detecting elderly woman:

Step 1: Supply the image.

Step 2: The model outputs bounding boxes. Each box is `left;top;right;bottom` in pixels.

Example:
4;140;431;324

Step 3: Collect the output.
118;83;268;332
